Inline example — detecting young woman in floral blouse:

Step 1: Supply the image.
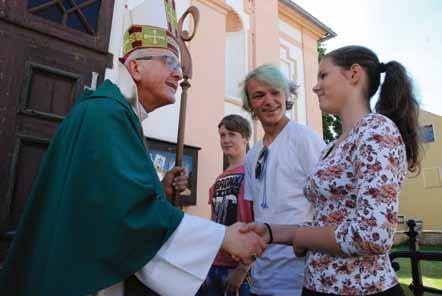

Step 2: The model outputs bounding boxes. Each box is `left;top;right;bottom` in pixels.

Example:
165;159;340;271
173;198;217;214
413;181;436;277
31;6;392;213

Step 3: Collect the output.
243;45;421;295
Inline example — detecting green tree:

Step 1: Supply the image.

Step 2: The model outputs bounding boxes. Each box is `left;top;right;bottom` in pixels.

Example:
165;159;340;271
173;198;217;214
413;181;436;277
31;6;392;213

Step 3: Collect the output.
318;42;326;60
318;42;342;143
322;113;342;143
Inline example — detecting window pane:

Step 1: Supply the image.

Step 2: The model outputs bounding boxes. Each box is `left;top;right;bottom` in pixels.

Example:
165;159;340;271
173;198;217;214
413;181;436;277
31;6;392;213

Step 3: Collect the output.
28;0;52;9
63;0;72;9
67;13;85;33
37;5;64;23
28;0;101;35
81;1;101;31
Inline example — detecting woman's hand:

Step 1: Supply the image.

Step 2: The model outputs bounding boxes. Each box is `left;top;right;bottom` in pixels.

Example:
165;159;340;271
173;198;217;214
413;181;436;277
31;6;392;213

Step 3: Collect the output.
238;223;271;244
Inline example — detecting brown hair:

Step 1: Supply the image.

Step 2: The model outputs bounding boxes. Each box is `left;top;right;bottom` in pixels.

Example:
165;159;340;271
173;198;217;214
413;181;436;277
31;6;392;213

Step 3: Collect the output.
218;114;251;140
325;45;420;173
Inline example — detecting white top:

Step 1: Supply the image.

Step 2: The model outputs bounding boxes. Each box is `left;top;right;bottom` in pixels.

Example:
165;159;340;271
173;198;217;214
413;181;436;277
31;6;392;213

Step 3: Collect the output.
93;65;226;296
96;215;225;296
244;121;325;296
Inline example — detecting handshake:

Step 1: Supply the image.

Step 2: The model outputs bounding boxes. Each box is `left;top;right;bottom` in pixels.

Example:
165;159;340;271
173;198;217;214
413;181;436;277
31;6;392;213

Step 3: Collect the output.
221;222;272;264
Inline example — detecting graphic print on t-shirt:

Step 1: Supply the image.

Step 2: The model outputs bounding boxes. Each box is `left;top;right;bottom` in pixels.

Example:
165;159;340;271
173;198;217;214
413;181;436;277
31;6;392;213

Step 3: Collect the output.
212;173;244;226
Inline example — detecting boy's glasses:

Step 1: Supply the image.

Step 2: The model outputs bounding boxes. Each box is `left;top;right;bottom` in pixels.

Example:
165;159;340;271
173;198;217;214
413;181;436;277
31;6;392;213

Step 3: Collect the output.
255;146;268;179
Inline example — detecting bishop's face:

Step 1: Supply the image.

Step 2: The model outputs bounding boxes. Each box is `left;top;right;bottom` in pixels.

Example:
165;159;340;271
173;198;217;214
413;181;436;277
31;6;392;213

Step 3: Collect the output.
132;48;183;112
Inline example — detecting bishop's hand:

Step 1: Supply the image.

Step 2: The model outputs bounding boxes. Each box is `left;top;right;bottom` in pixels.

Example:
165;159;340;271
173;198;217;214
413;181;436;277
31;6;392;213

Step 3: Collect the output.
162;166;188;198
221;222;267;265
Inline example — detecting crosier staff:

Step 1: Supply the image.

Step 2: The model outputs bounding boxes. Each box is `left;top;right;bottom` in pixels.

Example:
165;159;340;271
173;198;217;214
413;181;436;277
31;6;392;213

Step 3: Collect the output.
173;6;200;208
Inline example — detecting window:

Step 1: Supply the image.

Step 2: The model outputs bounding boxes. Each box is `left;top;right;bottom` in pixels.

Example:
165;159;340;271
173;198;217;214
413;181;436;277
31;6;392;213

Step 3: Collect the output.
225;9;246;100
420;124;435;143
27;0;101;35
280;47;297;120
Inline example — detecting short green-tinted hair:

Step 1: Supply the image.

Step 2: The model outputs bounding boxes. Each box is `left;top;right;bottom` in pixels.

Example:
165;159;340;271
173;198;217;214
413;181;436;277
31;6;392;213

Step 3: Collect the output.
241;64;296;114
218;114;251;139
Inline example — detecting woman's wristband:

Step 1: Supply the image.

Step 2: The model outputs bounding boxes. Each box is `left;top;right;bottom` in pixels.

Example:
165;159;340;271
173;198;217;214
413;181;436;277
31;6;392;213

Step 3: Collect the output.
264;223;273;244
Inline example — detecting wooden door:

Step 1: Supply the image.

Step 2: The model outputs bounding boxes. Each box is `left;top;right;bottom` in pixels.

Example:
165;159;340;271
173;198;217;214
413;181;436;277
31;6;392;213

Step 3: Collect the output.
0;0;115;264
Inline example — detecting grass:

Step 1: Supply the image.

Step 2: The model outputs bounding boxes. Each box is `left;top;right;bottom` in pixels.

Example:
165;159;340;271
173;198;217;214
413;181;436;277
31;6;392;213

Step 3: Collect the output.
391;245;442;295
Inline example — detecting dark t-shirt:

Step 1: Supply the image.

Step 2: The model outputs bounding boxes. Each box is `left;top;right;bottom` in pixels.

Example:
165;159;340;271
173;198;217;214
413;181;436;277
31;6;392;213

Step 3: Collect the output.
209;165;253;267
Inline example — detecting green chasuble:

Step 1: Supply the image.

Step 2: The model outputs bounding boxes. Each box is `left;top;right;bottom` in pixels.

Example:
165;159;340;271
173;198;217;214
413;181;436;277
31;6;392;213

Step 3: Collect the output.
0;80;184;296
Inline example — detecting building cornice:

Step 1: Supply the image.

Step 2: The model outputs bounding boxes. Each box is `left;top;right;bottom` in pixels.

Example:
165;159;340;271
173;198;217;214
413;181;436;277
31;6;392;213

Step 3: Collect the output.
278;0;337;42
194;0;231;15
279;31;302;49
224;97;243;107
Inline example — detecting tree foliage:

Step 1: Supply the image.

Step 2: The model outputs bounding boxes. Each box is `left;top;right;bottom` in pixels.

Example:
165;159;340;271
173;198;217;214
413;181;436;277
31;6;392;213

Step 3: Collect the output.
317;42;342;143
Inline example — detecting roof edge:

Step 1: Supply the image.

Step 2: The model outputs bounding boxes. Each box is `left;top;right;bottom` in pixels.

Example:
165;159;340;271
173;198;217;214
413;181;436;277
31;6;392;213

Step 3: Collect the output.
279;0;337;42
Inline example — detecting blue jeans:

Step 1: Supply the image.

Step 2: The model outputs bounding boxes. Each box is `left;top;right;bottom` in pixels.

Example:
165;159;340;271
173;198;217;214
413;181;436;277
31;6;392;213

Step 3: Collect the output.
197;265;250;296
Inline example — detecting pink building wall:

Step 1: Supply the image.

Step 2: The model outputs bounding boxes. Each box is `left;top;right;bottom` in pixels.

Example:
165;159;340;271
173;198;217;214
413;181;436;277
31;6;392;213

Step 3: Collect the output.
302;29;323;134
254;0;280;65
184;0;228;217
182;0;333;217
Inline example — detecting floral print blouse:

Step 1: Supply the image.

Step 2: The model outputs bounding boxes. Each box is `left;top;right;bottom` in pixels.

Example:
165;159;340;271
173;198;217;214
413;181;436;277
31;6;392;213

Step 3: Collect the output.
303;113;407;295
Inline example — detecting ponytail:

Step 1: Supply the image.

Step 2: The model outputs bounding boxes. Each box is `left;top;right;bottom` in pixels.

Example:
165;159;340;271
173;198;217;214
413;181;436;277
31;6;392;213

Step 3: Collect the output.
376;61;420;172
